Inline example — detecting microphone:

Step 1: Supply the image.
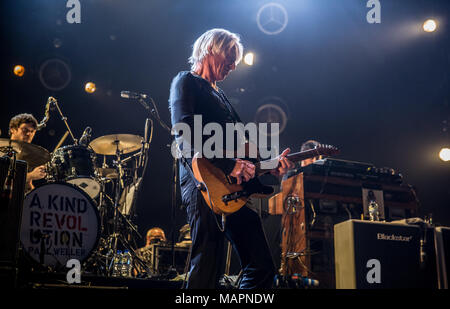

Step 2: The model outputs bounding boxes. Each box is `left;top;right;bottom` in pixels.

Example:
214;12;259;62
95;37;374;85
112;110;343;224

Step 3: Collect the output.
144;118;150;144
139;118;151;168
120;91;148;99
79;126;92;146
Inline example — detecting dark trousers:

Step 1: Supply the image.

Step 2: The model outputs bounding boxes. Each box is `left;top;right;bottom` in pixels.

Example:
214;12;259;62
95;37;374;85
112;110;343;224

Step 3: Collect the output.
184;188;276;289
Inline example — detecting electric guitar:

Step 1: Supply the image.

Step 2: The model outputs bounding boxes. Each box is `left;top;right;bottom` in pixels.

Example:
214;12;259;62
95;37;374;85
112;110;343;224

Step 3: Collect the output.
192;144;339;215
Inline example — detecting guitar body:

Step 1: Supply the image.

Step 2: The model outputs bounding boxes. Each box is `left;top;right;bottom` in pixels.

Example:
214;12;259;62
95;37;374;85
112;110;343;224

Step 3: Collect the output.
192;155;274;215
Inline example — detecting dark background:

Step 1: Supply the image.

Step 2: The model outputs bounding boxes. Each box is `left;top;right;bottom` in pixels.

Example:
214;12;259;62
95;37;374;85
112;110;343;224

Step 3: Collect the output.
1;0;449;247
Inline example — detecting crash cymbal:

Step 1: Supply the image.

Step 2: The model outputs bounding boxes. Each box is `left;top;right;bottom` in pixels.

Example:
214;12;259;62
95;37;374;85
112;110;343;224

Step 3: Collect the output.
89;134;143;155
0;138;51;170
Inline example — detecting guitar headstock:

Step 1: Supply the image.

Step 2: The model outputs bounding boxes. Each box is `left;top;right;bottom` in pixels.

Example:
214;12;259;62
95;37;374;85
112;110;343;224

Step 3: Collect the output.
315;144;340;157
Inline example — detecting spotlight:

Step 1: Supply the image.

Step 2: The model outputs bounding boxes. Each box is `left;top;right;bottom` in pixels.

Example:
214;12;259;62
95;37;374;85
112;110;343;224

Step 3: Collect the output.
423;19;437;32
13;65;25;77
244;52;254;66
439;148;450;162
53;38;63;48
85;82;96;93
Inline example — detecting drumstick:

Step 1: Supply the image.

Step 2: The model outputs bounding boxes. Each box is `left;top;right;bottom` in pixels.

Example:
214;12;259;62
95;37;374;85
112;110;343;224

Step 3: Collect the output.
53;130;70;152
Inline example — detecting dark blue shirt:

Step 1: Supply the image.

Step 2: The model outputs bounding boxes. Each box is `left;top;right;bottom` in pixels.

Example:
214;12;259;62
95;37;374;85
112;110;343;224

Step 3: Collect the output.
169;71;239;197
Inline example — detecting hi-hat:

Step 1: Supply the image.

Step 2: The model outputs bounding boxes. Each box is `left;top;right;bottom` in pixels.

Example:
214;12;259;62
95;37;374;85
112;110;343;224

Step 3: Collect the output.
0;138;50;169
89;134;143;155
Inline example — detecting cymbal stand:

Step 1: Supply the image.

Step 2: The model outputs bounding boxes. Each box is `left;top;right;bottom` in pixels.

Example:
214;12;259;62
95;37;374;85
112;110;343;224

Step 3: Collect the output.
105;141;150;277
97;155;114;236
105;140;124;276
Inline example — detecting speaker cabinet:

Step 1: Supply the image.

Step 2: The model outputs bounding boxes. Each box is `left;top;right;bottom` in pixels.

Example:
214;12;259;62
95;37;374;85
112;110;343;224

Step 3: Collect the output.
334;219;422;289
0;157;27;287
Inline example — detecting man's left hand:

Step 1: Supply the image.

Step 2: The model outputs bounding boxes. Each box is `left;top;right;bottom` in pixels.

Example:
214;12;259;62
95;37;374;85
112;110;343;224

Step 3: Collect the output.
270;148;295;177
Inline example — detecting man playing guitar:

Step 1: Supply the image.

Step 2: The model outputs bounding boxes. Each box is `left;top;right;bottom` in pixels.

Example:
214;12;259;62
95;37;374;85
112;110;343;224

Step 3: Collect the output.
169;28;294;289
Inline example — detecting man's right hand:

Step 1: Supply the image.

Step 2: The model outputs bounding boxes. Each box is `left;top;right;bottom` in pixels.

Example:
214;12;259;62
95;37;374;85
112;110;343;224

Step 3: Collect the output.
229;159;256;185
27;165;46;182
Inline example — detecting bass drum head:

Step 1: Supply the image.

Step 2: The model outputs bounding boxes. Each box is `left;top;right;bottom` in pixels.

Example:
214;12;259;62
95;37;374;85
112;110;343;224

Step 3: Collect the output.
20;182;100;270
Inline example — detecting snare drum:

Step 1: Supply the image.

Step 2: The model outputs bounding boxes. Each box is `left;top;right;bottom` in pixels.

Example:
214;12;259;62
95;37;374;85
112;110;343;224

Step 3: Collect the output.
49;145;100;199
20;182;100;270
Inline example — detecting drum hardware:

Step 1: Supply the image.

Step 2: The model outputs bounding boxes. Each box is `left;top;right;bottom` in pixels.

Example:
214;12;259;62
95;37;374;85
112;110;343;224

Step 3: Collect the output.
34;230;50;265
47;144;101;199
16;97;158;278
91;135;150;278
35;96;55;131
51;97;78;145
36;96;78;146
35;96;100;198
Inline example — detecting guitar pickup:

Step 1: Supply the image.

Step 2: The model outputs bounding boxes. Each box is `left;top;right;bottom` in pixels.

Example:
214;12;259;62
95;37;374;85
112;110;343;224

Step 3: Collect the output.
222;191;248;205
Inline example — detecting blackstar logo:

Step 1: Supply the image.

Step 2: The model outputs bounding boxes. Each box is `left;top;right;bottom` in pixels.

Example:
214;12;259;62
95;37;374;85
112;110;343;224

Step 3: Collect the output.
377;233;413;242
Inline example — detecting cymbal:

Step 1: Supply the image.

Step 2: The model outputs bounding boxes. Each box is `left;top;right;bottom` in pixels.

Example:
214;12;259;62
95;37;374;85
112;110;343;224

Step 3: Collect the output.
0;138;51;170
89;134;143;155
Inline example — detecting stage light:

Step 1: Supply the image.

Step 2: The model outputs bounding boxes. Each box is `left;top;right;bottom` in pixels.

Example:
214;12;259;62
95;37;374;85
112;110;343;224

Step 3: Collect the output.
13;65;25;77
423;19;437;32
244;52;254;66
439;148;450;162
85;82;96;93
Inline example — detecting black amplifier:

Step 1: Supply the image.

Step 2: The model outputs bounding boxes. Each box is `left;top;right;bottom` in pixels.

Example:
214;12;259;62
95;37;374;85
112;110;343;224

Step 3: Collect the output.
303;158;403;184
334;220;422;288
0;157;27;288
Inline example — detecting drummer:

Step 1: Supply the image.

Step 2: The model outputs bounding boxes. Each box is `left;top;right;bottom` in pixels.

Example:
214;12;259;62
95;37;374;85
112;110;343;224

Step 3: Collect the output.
9;113;46;191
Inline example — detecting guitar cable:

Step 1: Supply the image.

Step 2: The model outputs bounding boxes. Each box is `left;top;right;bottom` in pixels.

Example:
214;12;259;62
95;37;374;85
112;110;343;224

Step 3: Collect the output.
201;179;226;233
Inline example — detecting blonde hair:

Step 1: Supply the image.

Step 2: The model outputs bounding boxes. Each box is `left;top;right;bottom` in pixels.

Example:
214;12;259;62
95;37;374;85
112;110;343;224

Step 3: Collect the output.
189;28;244;70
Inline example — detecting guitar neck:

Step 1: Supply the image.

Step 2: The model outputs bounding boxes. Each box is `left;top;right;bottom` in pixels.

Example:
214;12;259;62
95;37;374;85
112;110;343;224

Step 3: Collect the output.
256;148;322;173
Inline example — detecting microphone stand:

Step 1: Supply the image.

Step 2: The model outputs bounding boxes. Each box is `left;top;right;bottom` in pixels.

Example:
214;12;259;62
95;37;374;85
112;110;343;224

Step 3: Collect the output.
53;99;78;144
135;95;190;278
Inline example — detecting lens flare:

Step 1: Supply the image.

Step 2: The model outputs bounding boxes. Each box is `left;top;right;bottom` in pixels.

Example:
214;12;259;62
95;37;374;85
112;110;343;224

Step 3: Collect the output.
244;53;254;66
85;82;96;93
423;19;437;32
439;148;450;162
13;65;25;77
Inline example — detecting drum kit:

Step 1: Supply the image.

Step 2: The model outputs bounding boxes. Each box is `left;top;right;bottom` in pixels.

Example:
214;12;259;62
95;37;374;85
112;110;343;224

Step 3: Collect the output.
1;97;154;277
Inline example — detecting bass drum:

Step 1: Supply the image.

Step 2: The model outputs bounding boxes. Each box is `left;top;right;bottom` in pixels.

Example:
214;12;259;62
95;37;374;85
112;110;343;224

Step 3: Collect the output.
20;182;100;270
